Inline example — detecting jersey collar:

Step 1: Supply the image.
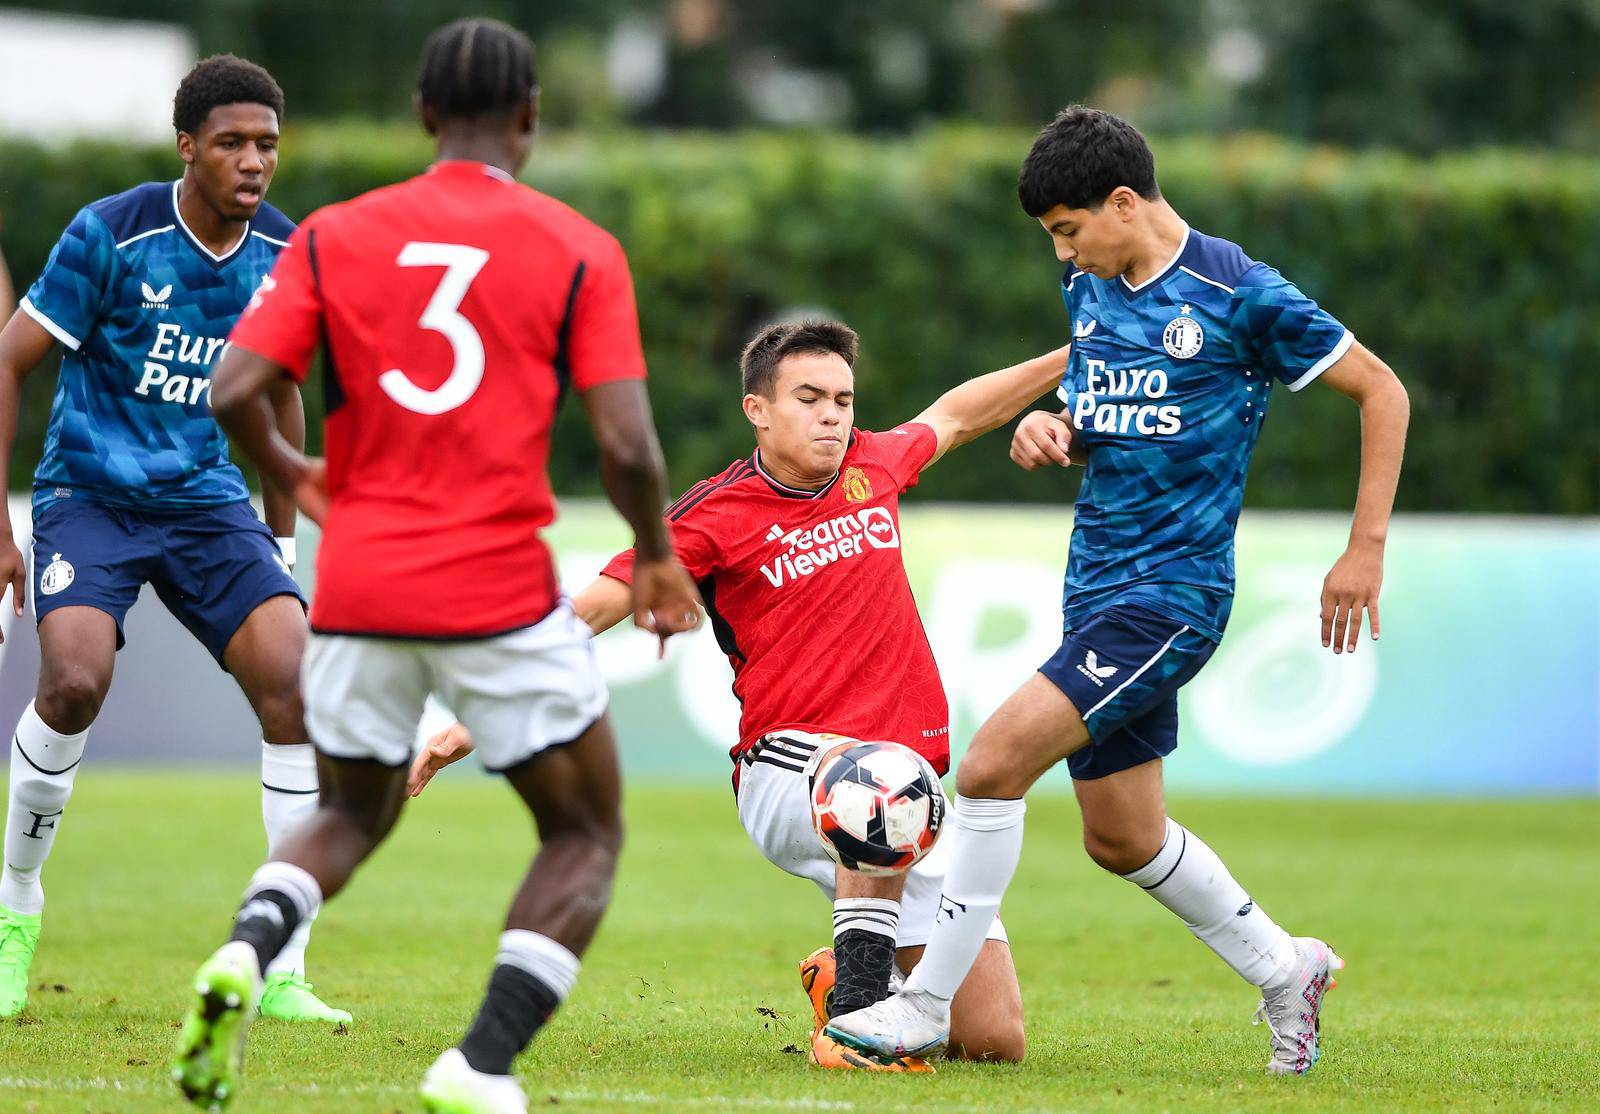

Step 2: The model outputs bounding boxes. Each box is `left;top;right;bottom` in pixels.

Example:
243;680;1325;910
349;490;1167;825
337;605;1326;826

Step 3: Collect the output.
1118;222;1191;297
751;438;855;500
428;160;517;184
171;180;251;267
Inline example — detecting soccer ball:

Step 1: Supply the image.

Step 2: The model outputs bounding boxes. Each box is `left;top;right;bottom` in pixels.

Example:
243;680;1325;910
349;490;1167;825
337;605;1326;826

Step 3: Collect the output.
809;737;946;876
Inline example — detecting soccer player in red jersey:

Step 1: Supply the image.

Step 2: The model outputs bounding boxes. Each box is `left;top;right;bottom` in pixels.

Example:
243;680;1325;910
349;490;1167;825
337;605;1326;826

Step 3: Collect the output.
414;320;1069;1070
169;20;700;1113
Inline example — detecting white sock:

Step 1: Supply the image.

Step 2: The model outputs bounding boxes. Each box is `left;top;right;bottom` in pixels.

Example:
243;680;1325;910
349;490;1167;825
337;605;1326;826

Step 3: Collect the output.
260;742;319;978
1;703;89;916
832;897;900;942
905;795;1025;1001
496;930;580;1001
1120;817;1298;989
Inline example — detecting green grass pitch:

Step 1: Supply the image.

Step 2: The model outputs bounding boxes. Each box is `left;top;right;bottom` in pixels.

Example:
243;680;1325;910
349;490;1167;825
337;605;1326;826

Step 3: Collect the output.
1;770;1596;1112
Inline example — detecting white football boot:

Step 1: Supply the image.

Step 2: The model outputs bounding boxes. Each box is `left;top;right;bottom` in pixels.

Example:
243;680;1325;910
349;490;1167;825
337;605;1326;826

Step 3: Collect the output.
1254;936;1343;1075
825;981;951;1060
419;1048;529;1114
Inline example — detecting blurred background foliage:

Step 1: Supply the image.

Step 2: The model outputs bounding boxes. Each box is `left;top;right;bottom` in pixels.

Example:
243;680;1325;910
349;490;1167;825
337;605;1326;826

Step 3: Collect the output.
13;0;1600;151
0;1;1595;512
3;126;1595;513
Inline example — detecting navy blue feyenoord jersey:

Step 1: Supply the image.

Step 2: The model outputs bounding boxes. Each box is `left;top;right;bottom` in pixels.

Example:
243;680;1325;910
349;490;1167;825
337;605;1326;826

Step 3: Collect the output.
1057;226;1352;641
20;180;294;512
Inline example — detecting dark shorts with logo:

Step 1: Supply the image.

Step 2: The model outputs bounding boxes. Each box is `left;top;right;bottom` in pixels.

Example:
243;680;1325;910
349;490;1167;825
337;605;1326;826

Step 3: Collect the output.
30;496;304;664
1038;603;1218;781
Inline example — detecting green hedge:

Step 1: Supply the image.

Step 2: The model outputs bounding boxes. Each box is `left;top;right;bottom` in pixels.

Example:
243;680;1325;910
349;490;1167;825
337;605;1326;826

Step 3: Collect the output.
1;125;1595;514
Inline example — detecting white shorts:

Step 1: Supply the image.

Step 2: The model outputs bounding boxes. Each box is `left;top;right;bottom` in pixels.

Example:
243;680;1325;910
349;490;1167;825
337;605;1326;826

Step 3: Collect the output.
303;602;608;771
735;730;1007;950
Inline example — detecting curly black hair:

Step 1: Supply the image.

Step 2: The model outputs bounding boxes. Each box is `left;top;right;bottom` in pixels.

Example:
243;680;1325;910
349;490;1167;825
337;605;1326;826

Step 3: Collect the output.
172;54;284;136
417;18;537;123
1018;105;1159;217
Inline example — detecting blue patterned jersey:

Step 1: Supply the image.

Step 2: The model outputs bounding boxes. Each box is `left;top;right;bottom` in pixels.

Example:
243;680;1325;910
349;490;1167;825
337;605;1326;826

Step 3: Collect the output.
20;180;294;512
1057;226;1352;641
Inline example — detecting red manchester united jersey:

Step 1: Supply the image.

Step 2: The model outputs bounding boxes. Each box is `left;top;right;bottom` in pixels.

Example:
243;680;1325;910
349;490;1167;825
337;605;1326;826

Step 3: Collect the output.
229;161;647;638
602;423;951;774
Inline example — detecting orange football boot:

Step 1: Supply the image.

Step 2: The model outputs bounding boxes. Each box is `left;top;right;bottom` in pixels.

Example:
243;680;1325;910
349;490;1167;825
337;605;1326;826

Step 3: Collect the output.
809;1028;935;1073
798;947;835;1031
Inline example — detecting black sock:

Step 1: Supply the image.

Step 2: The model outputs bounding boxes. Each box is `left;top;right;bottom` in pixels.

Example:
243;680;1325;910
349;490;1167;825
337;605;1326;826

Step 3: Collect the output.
228;889;301;975
459;964;561;1075
831;928;898;1016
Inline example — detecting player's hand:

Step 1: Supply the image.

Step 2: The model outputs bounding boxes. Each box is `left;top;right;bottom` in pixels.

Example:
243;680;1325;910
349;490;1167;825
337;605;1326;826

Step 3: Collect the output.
1010;410;1074;470
1320;540;1384;654
407;722;474;797
631;555;703;657
0;535;24;638
292;458;330;525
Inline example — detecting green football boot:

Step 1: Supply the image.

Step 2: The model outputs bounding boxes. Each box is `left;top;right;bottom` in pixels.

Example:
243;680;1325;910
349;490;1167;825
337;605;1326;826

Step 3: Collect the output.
258;971;352;1024
171;941;261;1109
0;907;42;1018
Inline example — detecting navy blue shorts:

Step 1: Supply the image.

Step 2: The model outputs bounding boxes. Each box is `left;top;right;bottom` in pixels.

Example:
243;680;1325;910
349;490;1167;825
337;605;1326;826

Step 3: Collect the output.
1038;604;1217;781
30;497;304;665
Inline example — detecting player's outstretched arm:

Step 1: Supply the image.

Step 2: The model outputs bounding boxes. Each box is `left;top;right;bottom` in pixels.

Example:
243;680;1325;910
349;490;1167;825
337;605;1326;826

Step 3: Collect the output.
0;311;60;632
1314;340;1409;655
911;345;1072;467
580;379;702;648
572;574;634;637
210;346;327;524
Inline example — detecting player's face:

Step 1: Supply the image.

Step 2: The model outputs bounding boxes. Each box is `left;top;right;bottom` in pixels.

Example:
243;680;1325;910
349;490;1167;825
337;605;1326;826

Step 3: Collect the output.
745;353;855;479
180;103;280;221
1037;190;1138;278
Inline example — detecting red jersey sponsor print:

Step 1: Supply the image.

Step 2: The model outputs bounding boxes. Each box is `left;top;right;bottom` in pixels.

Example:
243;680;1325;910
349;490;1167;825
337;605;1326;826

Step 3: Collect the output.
229;161;647;638
603;423;951;775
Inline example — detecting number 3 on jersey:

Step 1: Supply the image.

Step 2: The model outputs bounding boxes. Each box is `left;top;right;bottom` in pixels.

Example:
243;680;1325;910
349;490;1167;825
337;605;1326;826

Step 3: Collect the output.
379;241;490;415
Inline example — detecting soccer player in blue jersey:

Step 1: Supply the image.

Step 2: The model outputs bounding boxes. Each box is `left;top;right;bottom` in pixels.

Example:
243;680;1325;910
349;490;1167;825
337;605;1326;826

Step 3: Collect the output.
0;56;348;1024
830;107;1410;1075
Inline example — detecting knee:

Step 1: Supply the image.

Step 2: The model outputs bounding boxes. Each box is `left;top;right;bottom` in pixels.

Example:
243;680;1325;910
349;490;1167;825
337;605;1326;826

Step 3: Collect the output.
36;668;108;733
255;683;306;743
543;806;624;861
954;744;1016;800
1082;823;1163;876
954;1020;1027;1064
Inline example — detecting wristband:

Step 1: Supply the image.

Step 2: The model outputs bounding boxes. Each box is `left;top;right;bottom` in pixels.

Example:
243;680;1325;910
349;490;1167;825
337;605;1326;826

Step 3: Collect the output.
275;536;297;570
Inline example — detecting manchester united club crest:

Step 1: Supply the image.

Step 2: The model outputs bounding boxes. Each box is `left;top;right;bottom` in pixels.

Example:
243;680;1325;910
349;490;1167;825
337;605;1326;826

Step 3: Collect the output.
842;465;873;503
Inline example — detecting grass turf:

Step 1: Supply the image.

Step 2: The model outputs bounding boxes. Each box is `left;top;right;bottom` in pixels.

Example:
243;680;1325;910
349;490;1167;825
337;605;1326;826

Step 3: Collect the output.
0;771;1596;1112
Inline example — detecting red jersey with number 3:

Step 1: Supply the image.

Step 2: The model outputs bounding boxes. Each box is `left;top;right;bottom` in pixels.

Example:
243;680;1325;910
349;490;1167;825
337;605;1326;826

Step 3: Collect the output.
602;424;951;776
229;161;647;638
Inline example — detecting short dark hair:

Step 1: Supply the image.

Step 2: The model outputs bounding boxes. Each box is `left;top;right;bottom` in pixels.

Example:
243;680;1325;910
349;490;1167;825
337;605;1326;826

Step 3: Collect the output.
1017;105;1159;217
740;319;859;398
172;54;284;136
417;18;538;123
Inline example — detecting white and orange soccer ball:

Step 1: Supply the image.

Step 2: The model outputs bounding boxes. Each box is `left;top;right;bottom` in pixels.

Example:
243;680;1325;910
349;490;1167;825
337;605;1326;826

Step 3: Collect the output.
808;737;946;876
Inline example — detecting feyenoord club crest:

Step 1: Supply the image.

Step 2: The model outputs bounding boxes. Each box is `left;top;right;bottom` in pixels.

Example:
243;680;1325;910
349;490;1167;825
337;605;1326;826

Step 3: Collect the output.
842;465;873;503
39;553;74;596
1163;309;1204;359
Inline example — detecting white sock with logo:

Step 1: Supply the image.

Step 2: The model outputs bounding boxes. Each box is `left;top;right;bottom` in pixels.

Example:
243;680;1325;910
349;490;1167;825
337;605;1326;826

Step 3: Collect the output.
903;796;1025;1002
1120;817;1298;989
1;703;89;916
260;742;319;978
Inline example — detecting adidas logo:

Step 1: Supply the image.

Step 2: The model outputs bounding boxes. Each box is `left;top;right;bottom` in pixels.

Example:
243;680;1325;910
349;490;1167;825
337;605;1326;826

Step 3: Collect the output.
1075;650;1118;687
141;281;172;310
1074;318;1097;339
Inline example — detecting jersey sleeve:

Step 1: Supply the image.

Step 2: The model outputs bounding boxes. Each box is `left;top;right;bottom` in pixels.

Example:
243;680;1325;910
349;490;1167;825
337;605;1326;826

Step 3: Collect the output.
861;423;939;492
565;237;648;392
20;208;116;351
600;499;720;585
1229;263;1354;392
227;221;325;382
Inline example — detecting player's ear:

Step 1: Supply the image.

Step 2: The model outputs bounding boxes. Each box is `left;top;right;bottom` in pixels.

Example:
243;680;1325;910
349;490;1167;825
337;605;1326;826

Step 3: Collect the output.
742;392;769;431
415;94;439;137
176;130;196;166
1109;186;1139;221
521;89;540;136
